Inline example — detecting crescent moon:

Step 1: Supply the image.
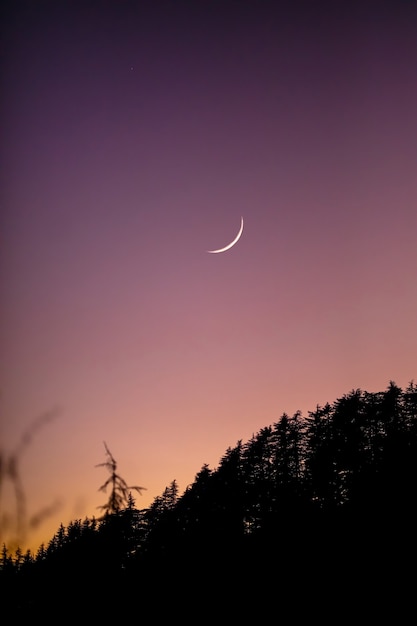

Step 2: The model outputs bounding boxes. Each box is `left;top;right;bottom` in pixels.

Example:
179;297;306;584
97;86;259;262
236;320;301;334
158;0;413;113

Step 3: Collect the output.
207;217;244;254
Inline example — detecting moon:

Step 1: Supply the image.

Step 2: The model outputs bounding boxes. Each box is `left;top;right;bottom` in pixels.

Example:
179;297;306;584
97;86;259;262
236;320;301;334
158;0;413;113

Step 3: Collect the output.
207;217;244;254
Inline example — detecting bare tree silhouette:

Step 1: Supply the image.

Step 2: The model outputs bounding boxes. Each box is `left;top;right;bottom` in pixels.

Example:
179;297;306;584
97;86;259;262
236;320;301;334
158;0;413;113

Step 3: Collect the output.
96;442;145;517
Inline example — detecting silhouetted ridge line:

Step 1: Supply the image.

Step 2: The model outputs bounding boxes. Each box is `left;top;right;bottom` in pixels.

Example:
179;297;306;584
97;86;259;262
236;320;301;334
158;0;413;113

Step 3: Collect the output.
2;380;417;618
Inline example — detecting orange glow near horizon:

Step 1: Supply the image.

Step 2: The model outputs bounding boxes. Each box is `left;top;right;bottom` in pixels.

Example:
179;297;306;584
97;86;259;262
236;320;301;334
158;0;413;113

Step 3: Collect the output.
1;2;416;555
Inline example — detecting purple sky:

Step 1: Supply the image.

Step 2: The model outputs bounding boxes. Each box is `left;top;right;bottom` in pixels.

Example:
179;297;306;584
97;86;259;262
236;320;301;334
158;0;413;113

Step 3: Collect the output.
1;0;416;551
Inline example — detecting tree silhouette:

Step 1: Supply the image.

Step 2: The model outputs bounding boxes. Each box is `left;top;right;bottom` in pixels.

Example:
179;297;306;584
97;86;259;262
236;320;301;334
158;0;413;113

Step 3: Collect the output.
3;380;417;620
96;442;145;517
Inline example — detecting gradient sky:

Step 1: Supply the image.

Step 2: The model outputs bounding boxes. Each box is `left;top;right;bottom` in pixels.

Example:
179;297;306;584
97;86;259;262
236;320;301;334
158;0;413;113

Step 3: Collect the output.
1;0;416;552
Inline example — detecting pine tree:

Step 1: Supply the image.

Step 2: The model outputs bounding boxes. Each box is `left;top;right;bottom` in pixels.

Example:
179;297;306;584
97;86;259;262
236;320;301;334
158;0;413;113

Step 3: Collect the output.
14;546;23;569
1;543;14;572
161;480;179;511
35;543;46;562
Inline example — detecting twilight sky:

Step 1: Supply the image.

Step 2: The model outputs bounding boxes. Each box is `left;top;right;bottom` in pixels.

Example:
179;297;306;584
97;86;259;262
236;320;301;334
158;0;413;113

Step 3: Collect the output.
1;0;416;551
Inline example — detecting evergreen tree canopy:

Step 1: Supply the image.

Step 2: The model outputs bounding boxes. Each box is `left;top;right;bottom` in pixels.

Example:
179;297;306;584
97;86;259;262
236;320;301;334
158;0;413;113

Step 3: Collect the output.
2;380;417;620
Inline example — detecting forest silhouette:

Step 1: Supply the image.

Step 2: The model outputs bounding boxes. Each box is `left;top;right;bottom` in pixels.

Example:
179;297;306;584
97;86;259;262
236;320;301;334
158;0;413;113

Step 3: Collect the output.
1;380;416;619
